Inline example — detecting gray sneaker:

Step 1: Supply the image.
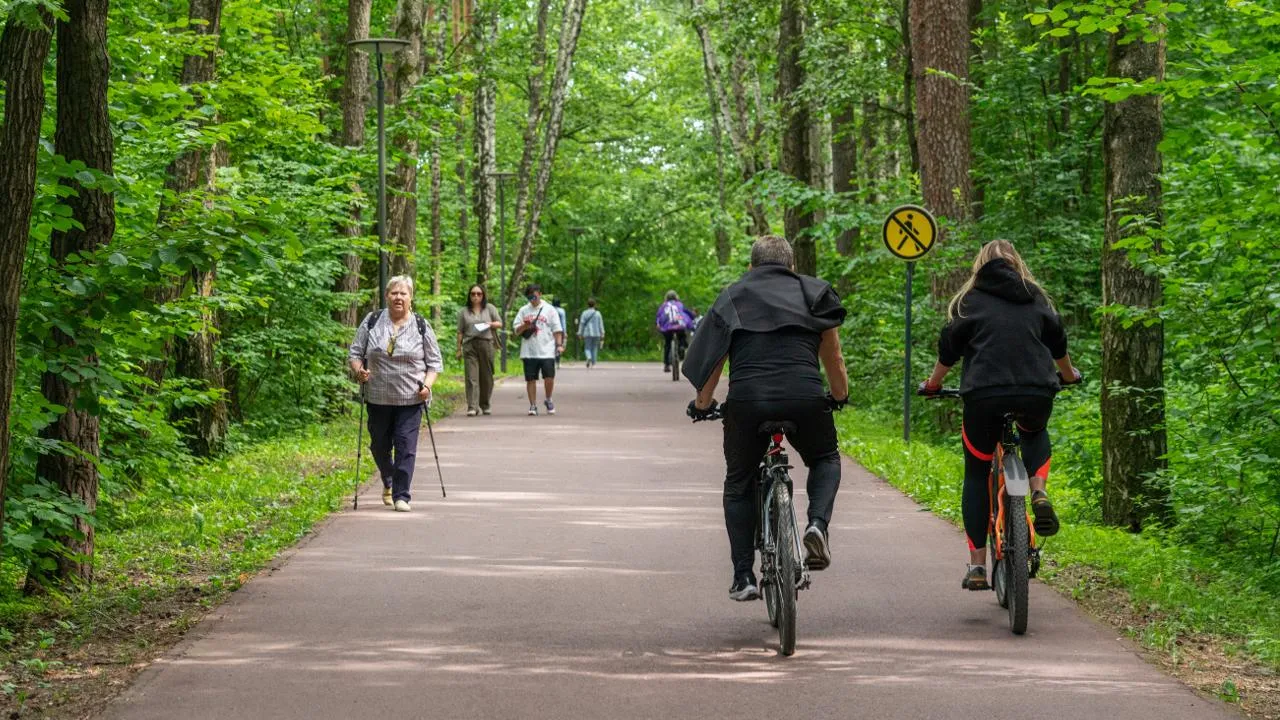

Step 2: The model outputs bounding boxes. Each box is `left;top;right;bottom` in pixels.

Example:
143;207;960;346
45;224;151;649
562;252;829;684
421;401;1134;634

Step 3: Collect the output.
527;404;538;416
729;573;760;601
803;523;831;571
544;399;556;415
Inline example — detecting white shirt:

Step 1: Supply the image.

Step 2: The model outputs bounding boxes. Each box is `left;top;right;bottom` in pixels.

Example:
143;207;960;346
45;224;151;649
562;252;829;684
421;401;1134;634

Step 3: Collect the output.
515;301;563;359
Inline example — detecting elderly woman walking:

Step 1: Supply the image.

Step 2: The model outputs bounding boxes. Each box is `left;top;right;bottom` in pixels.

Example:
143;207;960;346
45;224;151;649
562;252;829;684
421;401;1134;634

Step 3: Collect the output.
348;276;444;512
456;284;502;416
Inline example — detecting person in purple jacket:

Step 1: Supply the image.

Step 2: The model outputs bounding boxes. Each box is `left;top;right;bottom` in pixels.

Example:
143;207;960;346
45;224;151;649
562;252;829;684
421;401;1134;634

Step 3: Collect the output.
656;290;695;373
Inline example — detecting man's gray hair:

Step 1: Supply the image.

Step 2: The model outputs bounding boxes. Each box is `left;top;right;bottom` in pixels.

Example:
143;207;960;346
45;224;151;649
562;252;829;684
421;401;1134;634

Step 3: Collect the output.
665;290;679;301
750;235;795;268
386;275;415;296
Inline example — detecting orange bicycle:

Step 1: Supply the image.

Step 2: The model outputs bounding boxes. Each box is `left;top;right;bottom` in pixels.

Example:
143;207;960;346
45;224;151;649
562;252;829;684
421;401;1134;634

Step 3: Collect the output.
925;389;1039;635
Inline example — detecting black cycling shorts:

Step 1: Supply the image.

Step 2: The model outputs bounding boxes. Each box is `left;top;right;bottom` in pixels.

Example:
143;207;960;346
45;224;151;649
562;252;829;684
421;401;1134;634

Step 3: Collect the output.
523;358;556;381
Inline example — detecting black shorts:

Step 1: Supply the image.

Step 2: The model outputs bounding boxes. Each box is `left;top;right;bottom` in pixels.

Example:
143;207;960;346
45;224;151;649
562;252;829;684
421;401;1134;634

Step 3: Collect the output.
523;358;556;381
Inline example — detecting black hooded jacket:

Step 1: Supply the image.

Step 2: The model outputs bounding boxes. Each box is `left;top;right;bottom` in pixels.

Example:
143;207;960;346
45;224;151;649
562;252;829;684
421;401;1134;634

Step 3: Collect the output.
683;264;846;401
938;259;1068;400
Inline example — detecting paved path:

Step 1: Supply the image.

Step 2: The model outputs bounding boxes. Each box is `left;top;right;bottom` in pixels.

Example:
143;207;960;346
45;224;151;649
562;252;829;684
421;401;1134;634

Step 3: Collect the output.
106;364;1234;720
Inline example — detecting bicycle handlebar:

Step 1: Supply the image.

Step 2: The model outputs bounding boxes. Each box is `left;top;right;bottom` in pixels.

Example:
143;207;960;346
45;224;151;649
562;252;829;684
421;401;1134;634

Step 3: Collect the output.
688;399;724;422
919;372;1085;400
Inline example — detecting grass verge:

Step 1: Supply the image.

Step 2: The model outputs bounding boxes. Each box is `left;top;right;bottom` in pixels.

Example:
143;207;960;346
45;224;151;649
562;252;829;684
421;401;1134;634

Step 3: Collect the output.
835;407;1280;717
0;375;468;719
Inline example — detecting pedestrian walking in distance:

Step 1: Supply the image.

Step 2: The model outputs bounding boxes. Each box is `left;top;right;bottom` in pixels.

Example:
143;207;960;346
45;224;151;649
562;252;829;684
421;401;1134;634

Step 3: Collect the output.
456;284;502;416
578;298;605;368
512;283;564;416
348;276;444;512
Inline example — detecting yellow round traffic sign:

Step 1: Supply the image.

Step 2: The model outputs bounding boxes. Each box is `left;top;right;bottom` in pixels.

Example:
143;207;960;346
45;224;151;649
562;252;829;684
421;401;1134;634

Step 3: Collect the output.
882;205;937;261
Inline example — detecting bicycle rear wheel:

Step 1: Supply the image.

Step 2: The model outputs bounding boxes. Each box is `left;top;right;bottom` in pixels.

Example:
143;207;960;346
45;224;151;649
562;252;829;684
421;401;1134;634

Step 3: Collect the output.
774;484;798;655
1004;494;1030;635
670;340;680;381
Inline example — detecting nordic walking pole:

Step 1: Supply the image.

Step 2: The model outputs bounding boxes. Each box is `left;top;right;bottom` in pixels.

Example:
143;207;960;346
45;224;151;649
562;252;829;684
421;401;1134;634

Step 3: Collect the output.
422;395;446;498
353;384;366;510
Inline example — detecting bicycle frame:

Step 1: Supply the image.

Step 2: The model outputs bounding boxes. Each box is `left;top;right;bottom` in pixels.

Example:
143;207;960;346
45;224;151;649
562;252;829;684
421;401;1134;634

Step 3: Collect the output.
757;433;807;589
987;419;1039;567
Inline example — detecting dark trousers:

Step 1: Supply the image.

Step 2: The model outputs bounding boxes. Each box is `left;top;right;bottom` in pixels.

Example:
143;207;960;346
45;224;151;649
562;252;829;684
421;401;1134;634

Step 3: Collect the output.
367;402;423;502
722;398;841;576
961;394;1053;549
662;330;688;366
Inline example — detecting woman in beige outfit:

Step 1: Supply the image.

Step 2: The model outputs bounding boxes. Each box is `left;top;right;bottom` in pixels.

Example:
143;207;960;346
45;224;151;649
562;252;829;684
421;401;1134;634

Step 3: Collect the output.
456;284;502;415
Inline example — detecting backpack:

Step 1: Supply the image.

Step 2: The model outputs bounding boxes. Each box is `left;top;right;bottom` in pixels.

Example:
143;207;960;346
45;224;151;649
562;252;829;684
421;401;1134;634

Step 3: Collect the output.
361;310;430;363
663;302;686;329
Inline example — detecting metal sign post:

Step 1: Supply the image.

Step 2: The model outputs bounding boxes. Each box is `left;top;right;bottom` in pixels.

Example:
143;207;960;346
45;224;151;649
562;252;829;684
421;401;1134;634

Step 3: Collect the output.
881;204;938;443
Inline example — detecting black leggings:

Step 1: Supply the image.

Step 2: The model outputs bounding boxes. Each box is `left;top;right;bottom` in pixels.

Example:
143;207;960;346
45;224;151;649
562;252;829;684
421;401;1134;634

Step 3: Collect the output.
961;395;1053;550
662;331;688;364
722;398;841;575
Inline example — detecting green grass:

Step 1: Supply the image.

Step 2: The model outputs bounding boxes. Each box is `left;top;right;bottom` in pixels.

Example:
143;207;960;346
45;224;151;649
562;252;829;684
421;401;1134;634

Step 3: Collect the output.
835;408;1280;670
0;374;468;706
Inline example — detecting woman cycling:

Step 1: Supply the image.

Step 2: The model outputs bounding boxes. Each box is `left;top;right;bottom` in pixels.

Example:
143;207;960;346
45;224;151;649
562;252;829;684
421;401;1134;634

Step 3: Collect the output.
920;240;1081;591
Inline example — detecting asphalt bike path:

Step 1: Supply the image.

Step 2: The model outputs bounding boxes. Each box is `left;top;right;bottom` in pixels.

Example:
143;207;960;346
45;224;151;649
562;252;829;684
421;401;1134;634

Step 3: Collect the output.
105;364;1234;720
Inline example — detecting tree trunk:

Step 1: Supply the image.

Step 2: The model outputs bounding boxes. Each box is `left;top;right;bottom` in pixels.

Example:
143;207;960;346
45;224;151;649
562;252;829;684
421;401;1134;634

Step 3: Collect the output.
691;0;768;234
34;0;115;587
1100;21;1168;532
832;104;857;256
860;95;879;200
333;0;372;327
900;0;919;174
504;0;589;311
387;0;425;278
779;0;814;275
511;0;552;254
162;0;228;457
428;8;445;322
911;0;972;226
471;2;497;285
452;0;471;280
0;9;55;558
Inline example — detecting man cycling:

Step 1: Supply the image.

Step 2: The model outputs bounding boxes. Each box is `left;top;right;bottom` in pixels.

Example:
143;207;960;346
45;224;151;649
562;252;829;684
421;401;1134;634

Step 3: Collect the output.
684;236;850;601
656;290;694;373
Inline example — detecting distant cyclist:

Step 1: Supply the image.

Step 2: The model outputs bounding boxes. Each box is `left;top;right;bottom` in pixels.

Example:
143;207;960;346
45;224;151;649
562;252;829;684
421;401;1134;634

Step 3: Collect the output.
656;290;694;373
919;239;1081;591
684;236;849;601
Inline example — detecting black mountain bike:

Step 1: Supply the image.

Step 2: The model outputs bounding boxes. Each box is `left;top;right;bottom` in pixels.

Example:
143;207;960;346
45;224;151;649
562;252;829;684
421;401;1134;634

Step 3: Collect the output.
691;404;809;656
665;331;686;382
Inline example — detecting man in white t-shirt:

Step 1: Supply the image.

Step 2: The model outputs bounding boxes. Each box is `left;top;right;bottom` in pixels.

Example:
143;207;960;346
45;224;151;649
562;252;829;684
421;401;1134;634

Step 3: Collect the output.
512;283;565;415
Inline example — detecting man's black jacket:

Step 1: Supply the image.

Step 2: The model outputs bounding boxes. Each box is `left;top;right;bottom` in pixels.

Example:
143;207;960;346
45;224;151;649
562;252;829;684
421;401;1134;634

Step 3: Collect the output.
682;263;846;391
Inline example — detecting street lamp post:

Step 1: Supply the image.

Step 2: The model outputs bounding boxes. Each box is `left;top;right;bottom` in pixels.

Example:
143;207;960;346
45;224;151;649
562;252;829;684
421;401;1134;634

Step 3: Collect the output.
347;38;409;309
570;227;584;363
488;171;516;372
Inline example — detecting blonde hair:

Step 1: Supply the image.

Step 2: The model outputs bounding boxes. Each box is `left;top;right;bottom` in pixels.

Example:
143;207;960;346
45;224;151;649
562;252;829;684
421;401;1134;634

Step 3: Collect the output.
947;239;1055;320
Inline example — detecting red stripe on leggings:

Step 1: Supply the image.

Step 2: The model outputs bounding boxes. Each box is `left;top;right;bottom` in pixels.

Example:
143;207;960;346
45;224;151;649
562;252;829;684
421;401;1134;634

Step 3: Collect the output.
1034;457;1051;480
962;424;994;462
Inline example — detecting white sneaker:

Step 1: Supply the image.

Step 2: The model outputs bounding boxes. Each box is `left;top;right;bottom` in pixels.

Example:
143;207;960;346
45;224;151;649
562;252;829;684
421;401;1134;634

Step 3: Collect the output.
466;409;478;417
528;405;538;416
393;500;411;512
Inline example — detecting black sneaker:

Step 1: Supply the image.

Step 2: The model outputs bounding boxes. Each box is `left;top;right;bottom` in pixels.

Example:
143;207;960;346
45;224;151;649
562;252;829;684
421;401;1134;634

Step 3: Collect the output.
803;522;831;571
729;573;760;601
1031;490;1060;536
962;564;990;591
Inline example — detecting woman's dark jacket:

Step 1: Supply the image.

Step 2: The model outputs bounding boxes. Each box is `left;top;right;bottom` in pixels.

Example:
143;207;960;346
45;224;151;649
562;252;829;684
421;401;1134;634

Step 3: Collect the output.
938;259;1068;400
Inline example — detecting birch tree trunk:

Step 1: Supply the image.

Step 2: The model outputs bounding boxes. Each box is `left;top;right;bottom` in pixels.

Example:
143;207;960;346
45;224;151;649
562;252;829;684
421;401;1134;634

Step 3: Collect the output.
0;9;54;554
333;0;372;327
35;0;115;586
504;0;589;311
1101;20;1169;531
512;0;552;247
779;0;815;275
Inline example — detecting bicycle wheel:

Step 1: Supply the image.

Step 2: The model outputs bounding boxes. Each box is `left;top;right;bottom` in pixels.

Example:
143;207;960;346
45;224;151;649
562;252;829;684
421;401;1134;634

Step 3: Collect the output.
764;571;780;628
774;484;798;656
1004;494;1030;635
670;340;680;381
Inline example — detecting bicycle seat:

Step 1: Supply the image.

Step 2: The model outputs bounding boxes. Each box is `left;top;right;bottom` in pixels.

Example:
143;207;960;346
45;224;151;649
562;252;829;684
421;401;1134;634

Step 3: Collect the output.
757;421;798;435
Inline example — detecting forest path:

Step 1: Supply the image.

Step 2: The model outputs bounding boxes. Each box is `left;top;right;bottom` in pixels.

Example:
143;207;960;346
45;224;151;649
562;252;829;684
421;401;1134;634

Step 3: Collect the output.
105;363;1233;720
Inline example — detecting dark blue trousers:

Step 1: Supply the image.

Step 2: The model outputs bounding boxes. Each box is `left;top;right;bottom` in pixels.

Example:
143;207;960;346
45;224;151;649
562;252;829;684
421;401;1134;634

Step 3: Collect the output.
366;403;423;502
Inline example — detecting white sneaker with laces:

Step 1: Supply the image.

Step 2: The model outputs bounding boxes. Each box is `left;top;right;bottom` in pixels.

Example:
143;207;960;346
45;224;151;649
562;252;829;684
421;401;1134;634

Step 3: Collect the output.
394;499;411;512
